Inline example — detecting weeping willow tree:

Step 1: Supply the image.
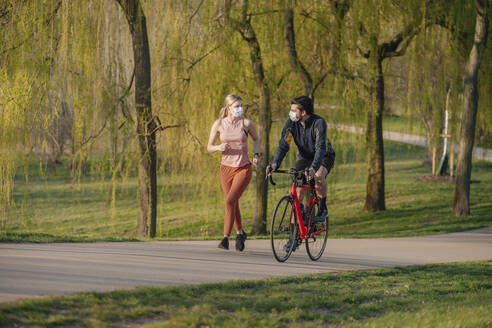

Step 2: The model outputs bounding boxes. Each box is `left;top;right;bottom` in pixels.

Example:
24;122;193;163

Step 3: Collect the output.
279;0;367;172
283;0;351;102
2;0;489;240
221;0;272;234
0;0;140;235
406;24;462;174
0;0;64;227
453;0;489;216
421;0;491;215
346;0;425;211
114;0;159;237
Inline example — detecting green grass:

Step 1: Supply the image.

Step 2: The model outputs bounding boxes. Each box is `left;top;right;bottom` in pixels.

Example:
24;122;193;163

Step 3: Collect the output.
1;136;491;242
1;261;490;327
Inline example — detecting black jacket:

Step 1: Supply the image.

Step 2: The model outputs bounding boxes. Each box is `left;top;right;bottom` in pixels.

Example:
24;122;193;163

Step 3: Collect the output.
272;114;335;171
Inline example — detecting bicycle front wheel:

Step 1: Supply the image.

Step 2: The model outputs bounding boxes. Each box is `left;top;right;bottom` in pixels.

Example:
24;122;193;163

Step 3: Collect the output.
270;195;297;262
305;202;328;261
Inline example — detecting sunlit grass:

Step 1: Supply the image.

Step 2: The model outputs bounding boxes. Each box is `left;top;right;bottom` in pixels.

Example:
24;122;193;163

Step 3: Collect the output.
1;139;491;242
1;261;490;327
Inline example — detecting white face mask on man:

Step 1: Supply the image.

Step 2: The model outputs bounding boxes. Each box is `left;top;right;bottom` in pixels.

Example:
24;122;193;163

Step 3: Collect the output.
289;110;300;122
232;106;244;117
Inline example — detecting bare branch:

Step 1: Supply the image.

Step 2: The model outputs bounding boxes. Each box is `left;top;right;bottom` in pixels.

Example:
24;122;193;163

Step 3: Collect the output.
380;21;424;58
45;129;62;155
145;116;184;135
187;44;222;71
184;124;214;157
120;65;135;101
312;72;329;95
285;0;313;97
189;0;205;22
474;0;487;16
78;120;108;148
299;9;330;31
146;123;183;135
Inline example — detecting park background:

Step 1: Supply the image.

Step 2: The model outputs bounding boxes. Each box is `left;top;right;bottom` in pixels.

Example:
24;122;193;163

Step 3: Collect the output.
1;0;491;242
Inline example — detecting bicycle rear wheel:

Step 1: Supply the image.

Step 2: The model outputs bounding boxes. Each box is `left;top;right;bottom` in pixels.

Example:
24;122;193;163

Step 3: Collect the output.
305;202;328;261
270;195;297;262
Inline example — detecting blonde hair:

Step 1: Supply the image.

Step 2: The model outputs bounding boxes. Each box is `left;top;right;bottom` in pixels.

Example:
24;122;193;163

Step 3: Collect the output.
219;94;242;120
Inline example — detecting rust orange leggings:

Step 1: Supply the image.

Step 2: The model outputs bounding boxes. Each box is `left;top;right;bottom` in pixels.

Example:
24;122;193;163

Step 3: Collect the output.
220;164;252;236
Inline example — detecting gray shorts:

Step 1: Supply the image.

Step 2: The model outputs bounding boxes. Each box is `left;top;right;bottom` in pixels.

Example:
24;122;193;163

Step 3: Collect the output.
295;156;334;177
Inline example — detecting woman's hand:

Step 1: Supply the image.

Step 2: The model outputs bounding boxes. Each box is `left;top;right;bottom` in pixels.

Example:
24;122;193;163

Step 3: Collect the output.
218;143;231;152
266;163;277;176
252;154;259;166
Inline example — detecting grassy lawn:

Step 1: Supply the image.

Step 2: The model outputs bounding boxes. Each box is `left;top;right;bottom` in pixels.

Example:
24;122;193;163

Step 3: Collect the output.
1;135;491;242
0;261;490;327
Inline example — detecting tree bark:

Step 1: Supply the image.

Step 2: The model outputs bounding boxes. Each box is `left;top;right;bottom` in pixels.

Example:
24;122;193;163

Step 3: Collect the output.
243;23;271;234
225;0;271;234
284;0;313;98
116;0;157;237
364;51;386;211
453;1;489;216
450;137;455;177
359;19;421;212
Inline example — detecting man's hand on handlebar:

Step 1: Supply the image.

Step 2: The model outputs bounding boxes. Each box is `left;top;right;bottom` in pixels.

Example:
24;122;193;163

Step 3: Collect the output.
307;167;315;180
266;163;278;176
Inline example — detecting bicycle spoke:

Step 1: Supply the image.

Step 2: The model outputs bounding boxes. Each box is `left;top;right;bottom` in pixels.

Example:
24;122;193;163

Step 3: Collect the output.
270;196;297;262
305;202;328;261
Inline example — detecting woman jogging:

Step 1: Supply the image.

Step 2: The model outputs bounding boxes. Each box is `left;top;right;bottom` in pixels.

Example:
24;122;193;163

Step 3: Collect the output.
207;94;261;251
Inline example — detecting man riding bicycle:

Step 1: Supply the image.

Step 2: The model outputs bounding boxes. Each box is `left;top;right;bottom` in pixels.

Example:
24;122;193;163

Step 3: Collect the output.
267;96;335;222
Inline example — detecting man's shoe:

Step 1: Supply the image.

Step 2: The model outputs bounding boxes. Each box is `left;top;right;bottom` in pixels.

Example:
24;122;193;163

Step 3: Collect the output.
283;240;292;252
313;209;328;223
218;237;229;250
283;238;299;252
235;231;247;251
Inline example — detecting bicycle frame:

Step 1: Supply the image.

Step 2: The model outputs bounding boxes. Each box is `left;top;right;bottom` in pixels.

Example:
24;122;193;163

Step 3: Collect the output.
268;168;329;262
267;168;326;240
290;180;319;240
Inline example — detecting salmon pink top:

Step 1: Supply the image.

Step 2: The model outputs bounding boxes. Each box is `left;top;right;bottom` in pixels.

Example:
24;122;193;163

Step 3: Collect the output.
218;117;250;168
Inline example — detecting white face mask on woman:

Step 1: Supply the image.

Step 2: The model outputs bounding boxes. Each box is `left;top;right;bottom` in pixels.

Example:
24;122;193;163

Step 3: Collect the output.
232;106;244;117
289;110;300;122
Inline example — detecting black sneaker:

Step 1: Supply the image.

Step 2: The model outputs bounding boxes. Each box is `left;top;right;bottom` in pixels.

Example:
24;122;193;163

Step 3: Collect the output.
235;231;247;251
283;238;299;252
283;240;292;252
313;208;328;223
218;237;229;250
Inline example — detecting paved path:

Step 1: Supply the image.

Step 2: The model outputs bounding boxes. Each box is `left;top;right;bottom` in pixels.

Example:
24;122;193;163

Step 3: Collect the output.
327;123;492;162
1;227;491;304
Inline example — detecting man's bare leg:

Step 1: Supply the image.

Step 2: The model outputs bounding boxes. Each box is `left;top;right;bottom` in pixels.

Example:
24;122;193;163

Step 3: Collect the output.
314;166;327;198
314;166;328;219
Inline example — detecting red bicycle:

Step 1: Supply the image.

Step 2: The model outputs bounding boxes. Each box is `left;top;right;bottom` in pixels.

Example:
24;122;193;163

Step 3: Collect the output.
267;168;328;262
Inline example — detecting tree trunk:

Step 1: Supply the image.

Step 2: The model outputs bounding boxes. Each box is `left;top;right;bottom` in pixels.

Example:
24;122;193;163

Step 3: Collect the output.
450;137;455;177
364;53;386;211
432;145;437;175
245;21;271;235
116;0;157;237
360;19;421;212
226;0;271;234
453;1;488;216
284;0;313;98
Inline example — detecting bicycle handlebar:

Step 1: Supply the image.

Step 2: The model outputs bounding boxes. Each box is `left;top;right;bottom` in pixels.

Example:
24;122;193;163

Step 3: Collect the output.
266;168;311;186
